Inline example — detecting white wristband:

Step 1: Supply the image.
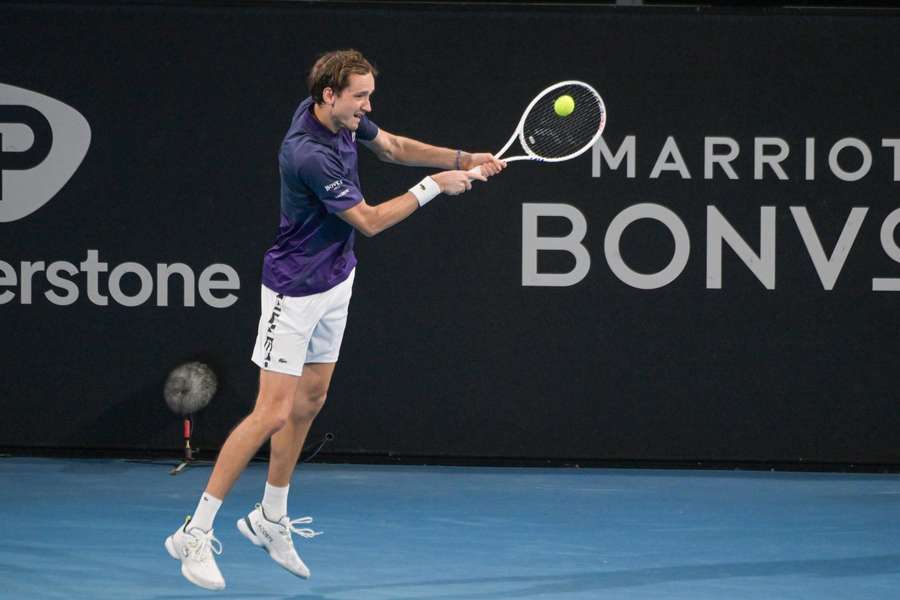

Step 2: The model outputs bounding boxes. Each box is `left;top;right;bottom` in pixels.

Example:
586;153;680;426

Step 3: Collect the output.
408;176;441;207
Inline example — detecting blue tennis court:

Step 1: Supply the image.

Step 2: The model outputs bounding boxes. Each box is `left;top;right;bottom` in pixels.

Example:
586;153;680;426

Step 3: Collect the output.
2;457;899;599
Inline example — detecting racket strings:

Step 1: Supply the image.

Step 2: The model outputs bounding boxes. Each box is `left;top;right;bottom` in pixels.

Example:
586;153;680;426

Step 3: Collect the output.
521;84;604;160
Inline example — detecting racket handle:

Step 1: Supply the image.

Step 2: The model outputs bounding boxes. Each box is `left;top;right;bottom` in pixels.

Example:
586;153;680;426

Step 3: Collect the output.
466;165;484;180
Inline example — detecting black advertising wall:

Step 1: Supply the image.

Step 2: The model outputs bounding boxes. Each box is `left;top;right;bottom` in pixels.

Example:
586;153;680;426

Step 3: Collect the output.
2;2;900;465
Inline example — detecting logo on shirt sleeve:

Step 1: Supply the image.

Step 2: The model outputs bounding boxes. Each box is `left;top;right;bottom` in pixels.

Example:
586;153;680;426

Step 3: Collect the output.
336;188;351;198
324;179;343;192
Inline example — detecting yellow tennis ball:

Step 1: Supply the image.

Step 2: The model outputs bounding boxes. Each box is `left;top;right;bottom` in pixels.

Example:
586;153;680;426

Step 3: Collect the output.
554;94;575;117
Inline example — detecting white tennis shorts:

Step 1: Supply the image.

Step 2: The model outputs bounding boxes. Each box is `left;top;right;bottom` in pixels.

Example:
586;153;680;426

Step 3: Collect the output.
251;269;355;376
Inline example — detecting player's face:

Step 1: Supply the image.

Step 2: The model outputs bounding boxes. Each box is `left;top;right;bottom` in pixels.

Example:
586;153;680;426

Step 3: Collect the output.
332;72;374;131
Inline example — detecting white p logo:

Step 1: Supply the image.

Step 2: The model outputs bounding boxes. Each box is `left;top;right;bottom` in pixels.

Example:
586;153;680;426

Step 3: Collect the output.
0;83;91;223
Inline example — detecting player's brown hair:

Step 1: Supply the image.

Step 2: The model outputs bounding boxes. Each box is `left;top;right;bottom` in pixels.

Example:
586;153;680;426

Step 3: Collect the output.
307;49;378;104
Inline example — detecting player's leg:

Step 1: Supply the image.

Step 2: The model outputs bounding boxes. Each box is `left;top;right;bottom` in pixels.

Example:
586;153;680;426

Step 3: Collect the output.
164;369;298;590
267;362;336;489
238;271;354;579
166;285;312;590
207;370;301;499
266;271;353;489
235;363;334;579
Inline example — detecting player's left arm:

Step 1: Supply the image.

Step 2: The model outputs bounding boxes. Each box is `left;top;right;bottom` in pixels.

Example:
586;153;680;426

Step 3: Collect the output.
361;129;506;175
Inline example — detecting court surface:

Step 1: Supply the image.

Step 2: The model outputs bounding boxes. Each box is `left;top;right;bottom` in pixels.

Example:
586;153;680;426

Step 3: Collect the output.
2;457;900;599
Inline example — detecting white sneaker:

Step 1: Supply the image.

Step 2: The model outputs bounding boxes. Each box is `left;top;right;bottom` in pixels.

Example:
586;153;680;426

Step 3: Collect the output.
236;504;322;579
165;516;226;591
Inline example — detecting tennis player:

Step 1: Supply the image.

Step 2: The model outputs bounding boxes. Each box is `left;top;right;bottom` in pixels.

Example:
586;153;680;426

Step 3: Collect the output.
164;49;505;590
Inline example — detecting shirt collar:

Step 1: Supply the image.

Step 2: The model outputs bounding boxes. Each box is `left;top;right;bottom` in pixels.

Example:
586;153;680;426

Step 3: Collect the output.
299;97;340;145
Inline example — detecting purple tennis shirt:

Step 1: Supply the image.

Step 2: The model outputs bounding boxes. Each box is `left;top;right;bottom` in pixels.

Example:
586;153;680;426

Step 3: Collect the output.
261;96;379;296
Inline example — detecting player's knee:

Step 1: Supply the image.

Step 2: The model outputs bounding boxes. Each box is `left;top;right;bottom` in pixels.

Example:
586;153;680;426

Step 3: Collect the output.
261;406;291;431
247;410;288;436
309;386;328;409
293;391;327;422
252;393;293;434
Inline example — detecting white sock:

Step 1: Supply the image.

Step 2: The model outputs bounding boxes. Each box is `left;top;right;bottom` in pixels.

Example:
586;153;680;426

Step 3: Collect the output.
262;482;289;521
190;492;222;532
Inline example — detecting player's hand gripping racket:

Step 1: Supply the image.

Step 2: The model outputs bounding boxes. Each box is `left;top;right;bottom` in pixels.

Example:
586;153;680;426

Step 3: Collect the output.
468;80;606;179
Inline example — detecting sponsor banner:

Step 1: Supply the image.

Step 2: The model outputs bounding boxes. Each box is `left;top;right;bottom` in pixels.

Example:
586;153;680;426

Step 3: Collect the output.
1;4;899;463
0;83;91;223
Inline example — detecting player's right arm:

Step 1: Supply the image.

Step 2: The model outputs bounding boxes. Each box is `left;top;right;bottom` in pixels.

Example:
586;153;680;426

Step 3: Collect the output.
337;170;484;238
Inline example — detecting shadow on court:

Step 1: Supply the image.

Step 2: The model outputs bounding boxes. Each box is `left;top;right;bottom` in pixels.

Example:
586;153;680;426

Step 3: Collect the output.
310;554;900;599
153;588;329;600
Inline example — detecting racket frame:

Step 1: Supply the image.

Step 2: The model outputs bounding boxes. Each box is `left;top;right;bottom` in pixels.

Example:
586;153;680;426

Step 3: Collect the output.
496;80;607;164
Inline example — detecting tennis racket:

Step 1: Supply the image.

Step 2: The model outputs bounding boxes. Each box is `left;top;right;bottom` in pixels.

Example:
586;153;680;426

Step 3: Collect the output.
468;80;606;179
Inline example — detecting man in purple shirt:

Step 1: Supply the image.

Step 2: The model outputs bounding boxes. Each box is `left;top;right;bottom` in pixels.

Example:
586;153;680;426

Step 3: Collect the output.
165;49;505;591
